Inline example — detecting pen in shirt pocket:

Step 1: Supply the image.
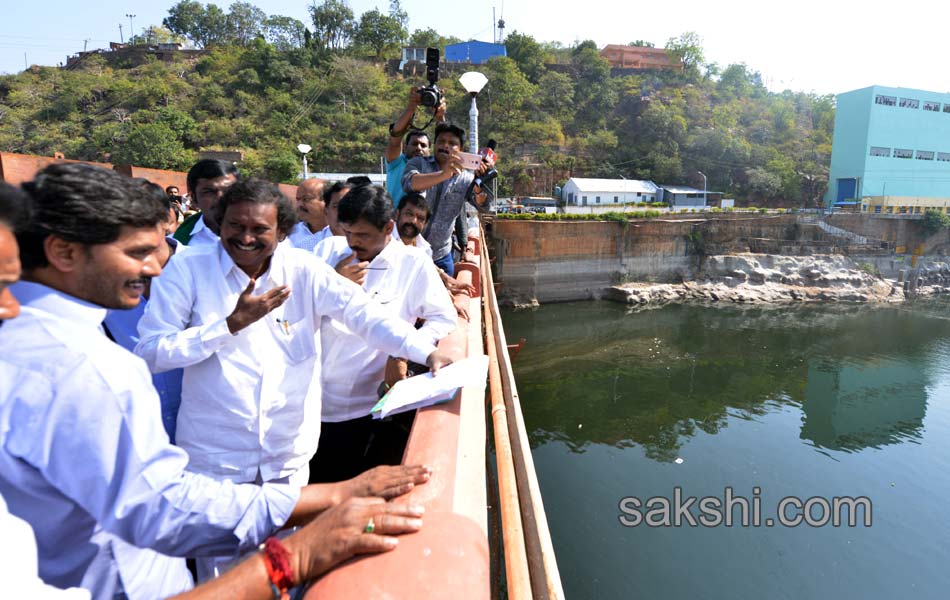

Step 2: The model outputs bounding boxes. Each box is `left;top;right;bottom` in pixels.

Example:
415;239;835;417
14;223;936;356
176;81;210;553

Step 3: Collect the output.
276;318;291;335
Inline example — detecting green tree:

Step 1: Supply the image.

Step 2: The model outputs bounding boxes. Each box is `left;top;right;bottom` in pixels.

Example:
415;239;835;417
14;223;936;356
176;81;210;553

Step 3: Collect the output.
629;40;655;47
406;28;459;50
745;166;782;199
537;71;574;120
129;25;182;45
164;1;230;48
263;15;307;51
922;209;950;234
504;31;547;83
112;122;191;170
665;31;704;80
309;0;356;52
482;57;536;127
226;2;267;46
388;0;408;29
570;41;617;130
353;9;406;59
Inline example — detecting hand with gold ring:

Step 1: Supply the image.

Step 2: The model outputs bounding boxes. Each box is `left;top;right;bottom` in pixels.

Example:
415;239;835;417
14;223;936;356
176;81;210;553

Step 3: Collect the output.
281;497;424;583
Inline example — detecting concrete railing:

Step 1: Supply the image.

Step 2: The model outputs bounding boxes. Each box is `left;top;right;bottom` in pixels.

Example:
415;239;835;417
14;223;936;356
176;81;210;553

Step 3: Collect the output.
306;229;491;599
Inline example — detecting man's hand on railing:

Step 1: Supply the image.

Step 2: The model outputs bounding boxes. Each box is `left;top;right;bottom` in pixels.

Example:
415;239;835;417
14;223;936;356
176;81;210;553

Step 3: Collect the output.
338;465;433;501
453;294;470;322
283;497;425;583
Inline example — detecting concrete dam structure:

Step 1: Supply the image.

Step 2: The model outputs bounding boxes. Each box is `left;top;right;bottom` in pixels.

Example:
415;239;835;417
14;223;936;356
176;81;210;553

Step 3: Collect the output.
489;214;943;306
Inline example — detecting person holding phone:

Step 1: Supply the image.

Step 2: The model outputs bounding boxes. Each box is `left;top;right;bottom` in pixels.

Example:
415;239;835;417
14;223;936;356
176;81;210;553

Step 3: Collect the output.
401;123;494;276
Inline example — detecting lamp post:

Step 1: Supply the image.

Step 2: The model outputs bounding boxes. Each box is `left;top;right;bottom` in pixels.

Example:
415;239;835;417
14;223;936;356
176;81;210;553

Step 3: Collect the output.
458;72;488;153
697;171;707;207
297;144;312;179
126;14;136;44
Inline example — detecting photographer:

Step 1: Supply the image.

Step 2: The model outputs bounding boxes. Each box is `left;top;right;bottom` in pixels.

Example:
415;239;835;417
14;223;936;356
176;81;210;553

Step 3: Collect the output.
401;123;494;276
385;87;446;209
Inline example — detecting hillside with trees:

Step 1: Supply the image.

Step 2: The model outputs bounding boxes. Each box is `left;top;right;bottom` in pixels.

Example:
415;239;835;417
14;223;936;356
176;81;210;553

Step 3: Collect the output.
0;1;834;206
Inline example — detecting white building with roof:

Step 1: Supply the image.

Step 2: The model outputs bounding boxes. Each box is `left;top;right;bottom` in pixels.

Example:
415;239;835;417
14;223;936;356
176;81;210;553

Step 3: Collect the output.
562;178;659;207
658;185;710;209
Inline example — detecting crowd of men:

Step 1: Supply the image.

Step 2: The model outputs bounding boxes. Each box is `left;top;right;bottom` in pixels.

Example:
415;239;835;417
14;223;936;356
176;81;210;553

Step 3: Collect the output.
0;87;494;598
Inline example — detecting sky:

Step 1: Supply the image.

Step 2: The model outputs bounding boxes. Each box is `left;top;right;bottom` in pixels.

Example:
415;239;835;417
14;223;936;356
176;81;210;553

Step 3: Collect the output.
1;0;949;96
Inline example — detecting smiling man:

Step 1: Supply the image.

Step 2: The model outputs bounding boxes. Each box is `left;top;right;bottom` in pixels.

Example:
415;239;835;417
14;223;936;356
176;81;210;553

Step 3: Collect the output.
0;164;331;597
0;169;433;600
135;178;451;579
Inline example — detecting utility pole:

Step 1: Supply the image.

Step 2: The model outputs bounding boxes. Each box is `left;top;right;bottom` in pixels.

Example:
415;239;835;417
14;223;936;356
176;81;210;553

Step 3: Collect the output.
119;23;124;44
126;14;136;44
23;53;27;70
83;38;91;52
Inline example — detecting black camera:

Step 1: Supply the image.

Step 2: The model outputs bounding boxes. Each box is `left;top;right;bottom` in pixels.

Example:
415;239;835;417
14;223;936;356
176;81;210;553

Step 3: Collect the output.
419;47;442;108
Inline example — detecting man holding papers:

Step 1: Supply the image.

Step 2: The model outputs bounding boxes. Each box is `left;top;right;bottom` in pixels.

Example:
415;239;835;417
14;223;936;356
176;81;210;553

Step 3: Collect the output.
310;185;457;483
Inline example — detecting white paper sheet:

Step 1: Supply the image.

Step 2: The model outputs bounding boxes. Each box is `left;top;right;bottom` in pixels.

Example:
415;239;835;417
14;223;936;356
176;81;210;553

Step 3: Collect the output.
370;355;489;419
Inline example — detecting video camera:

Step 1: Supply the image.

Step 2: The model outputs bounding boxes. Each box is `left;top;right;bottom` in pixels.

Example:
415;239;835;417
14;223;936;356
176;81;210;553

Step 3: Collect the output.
419;48;442;108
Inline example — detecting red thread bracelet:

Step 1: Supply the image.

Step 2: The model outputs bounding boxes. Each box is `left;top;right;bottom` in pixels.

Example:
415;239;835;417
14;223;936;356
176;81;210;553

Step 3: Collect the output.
262;537;295;598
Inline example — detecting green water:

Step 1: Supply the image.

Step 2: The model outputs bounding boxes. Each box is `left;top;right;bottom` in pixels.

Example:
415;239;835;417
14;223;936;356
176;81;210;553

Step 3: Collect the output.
502;300;950;600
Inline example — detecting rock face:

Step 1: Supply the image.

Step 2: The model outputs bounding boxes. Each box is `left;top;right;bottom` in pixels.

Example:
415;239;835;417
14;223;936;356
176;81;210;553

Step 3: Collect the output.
603;254;950;306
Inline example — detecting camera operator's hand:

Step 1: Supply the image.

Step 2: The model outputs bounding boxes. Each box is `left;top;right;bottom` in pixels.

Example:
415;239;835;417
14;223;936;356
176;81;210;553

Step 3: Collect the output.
434;96;447;123
408;87;423;109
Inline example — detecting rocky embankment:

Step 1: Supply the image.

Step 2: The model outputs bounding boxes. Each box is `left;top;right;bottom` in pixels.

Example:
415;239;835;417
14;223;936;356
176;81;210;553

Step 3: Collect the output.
604;254;950;306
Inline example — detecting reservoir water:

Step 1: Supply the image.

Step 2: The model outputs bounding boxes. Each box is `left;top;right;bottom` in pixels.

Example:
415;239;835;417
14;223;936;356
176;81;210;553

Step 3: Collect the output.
502;300;950;599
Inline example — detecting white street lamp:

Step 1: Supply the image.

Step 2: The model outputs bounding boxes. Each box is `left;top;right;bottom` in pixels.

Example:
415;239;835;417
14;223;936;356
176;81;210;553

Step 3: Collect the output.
698;171;707;207
297;143;312;179
458;72;488;153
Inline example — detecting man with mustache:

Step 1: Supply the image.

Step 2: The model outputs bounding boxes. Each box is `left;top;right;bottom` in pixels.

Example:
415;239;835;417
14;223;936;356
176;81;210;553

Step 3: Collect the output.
401;123;493;277
392;192;432;257
0;165;429;598
287;177;328;251
309;185;457;483
136;178;451;579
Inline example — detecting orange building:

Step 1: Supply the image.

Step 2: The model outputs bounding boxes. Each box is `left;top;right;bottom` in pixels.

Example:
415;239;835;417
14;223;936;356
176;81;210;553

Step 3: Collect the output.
600;44;681;71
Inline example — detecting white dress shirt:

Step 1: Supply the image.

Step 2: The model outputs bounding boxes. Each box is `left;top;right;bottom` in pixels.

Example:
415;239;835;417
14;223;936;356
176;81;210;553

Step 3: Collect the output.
391;226;433;257
0;282;298;599
312;226;344;263
288;221;332;252
316;236;456;421
187;214;219;247
135;242;437;482
0;494;90;599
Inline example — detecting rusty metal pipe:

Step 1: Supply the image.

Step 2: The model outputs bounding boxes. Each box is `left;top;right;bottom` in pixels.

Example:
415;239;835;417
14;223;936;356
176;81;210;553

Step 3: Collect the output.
481;243;533;599
486;261;564;600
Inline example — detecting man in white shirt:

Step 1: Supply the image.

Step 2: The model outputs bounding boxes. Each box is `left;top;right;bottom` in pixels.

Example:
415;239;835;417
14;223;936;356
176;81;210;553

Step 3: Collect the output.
173;159;239;247
309;185;457;483
136;179;449;562
0;165;431;598
310;180;351;259
287;178;328;251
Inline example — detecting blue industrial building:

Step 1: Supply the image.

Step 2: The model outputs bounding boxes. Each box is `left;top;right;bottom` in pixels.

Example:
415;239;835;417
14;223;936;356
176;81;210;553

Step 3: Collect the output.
826;85;950;208
444;41;506;65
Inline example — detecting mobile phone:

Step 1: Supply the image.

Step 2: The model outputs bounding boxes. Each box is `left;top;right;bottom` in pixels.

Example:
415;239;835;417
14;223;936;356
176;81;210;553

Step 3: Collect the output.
458;151;483;170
